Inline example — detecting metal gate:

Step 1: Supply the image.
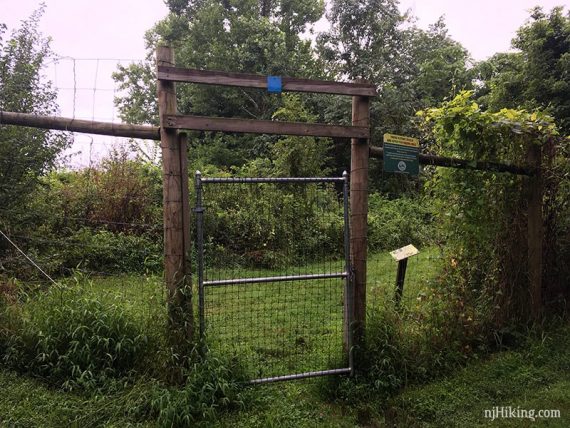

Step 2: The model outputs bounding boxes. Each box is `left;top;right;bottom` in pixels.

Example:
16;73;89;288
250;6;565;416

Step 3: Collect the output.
195;172;352;384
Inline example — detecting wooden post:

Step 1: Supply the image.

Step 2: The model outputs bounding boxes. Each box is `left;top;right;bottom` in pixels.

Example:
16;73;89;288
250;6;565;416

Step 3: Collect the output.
349;95;370;353
527;142;543;319
394;258;408;308
157;46;193;343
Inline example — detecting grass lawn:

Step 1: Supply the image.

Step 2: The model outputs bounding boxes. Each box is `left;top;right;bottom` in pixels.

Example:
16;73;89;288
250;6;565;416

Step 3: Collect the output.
1;248;568;426
386;321;570;427
2;321;569;427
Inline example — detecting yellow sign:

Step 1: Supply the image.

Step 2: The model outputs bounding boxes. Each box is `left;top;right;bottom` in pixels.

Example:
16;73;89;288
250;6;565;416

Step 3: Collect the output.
390;244;419;262
383;133;419;148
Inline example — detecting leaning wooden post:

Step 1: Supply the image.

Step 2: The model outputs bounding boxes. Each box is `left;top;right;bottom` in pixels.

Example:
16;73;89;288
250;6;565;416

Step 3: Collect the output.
527;141;543;319
349;95;370;355
157;46;194;343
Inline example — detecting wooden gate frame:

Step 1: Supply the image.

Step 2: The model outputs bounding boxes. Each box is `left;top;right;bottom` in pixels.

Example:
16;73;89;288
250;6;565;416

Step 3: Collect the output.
156;46;376;352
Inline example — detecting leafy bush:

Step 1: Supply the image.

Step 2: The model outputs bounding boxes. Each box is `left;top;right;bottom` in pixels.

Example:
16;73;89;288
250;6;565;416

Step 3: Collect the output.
2;285;151;391
368;194;436;251
149;353;247;426
1;149;163;280
323;292;486;410
201;181;345;269
419;91;564;322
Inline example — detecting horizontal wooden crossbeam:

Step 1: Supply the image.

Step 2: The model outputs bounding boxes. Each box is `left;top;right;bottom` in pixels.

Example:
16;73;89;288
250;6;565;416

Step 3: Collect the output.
163;114;370;139
369;145;533;176
157;66;377;97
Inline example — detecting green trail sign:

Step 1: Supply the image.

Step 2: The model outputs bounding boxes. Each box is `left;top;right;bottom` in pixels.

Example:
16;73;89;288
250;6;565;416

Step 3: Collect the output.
383;133;420;176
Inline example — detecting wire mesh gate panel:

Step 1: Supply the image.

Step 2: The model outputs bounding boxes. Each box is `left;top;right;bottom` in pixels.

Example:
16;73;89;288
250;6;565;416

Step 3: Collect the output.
195;174;353;383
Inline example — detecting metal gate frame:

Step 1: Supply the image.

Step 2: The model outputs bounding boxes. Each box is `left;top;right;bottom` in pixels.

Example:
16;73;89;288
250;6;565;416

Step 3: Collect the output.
194;172;353;384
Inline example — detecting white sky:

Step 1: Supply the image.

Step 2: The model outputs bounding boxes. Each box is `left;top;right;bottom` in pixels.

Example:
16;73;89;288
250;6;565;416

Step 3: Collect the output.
1;0;568;166
399;0;569;60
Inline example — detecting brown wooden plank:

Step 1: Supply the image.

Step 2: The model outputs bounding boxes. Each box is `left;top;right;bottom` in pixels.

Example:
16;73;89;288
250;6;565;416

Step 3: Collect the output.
157;46;194;347
163;114;370;139
157;66;377;97
527;142;543;319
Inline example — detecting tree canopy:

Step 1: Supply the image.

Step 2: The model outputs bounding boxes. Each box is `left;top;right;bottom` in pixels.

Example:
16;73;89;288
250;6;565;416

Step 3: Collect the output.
476;6;570;134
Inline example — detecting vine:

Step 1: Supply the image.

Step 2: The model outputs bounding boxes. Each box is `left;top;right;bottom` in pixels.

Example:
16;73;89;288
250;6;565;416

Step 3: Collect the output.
418;91;565;326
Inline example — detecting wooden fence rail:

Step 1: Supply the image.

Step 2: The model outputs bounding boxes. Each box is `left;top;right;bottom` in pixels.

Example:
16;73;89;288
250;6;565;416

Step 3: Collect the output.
0;111;160;140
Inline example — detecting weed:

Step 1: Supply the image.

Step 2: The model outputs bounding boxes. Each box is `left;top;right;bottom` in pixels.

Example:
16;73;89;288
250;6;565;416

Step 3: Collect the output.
149;352;248;426
2;282;152;391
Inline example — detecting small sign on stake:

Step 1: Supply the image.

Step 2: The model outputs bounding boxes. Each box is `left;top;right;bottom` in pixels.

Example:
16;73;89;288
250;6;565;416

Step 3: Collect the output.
383;133;420;176
389;244;419;308
390;244;419;262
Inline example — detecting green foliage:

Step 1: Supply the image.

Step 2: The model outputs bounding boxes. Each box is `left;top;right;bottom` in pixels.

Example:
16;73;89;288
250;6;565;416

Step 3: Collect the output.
36;149;163;232
1;150;163;279
150;353;247;426
476;6;570;134
201;180;343;269
318;1;472;191
0;7;70;220
323;297;476;411
114;0;326;169
271;94;333;177
2;284;151;391
418;91;560;321
386;321;570;427
0;274;249;425
367;194;435;251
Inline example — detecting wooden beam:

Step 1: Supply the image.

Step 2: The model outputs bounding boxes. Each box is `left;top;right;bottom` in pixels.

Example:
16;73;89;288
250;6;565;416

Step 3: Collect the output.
350;96;370;355
369;146;534;176
527;142;543;319
0;110;160;140
157;46;193;347
162;115;370;138
157;66;377;97
163;114;369;139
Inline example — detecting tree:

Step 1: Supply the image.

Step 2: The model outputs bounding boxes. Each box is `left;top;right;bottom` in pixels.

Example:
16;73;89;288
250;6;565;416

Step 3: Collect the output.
114;0;326;167
317;0;472;191
475;6;570;134
0;7;70;223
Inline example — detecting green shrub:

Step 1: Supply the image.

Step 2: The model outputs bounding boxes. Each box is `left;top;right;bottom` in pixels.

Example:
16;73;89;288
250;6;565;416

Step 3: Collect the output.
150;353;247;426
201;181;345;269
57;228;162;274
323;290;482;407
2;285;151;391
419;92;565;321
368;194;436;251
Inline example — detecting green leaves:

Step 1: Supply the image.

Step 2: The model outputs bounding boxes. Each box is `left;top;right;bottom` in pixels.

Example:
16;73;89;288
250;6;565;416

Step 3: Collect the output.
2;284;150;391
475;6;570;135
0;7;71;222
417;90;564;322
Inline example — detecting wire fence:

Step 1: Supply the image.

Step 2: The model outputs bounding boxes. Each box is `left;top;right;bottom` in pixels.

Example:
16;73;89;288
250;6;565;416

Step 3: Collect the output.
195;176;351;381
0;217;166;324
3;55;157;168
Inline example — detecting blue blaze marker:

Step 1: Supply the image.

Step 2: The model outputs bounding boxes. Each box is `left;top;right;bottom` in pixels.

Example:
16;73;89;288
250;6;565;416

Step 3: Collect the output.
267;76;282;93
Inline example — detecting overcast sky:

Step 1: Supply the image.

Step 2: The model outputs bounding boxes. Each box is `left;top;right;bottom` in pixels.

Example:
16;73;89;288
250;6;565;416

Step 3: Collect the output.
3;0;567;61
1;0;568;166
